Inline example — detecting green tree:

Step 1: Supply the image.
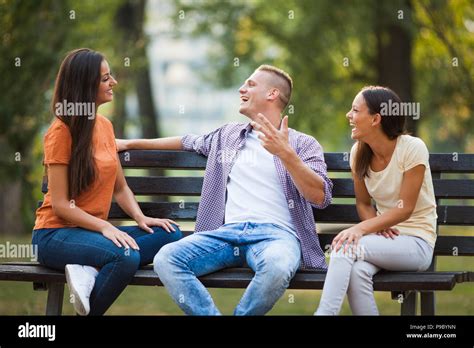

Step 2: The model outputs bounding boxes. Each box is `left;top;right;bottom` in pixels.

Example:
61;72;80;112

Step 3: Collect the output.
172;0;473;152
0;0;73;234
0;0;159;234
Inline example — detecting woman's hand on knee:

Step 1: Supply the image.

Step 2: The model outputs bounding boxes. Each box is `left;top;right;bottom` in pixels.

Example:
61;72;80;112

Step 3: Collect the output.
101;223;140;250
376;227;400;239
332;226;365;254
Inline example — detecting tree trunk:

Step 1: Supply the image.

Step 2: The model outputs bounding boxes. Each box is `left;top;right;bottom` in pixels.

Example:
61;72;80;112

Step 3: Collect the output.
113;92;127;139
376;0;416;135
0;180;23;235
115;0;161;139
137;67;160;139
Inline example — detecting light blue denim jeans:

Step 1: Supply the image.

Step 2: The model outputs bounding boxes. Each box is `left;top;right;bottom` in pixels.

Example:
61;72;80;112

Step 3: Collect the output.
153;222;301;315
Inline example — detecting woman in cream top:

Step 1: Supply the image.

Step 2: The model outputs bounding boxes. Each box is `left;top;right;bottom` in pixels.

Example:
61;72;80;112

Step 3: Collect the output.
359;134;437;248
315;86;436;315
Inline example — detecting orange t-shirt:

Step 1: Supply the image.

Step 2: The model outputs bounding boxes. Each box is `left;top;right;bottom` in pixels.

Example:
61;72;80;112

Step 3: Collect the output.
33;114;118;229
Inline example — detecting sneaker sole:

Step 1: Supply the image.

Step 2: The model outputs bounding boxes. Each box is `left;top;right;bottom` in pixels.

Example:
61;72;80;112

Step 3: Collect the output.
65;266;89;316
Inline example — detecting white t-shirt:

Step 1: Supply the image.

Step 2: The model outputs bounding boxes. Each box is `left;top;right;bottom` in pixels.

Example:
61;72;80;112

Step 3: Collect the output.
350;135;437;247
224;130;298;238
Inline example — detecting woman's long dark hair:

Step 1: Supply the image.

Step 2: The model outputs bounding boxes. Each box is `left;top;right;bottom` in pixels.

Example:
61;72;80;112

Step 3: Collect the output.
51;48;104;199
354;86;407;180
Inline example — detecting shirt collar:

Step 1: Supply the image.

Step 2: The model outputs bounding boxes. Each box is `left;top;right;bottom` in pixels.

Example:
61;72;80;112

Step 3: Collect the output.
239;122;253;138
238;121;295;141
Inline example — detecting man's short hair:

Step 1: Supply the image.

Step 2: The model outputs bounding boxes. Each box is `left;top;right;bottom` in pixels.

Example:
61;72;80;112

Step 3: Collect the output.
256;64;293;110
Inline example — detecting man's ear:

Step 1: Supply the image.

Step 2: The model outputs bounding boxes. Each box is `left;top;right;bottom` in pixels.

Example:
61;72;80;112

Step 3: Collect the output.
267;88;280;101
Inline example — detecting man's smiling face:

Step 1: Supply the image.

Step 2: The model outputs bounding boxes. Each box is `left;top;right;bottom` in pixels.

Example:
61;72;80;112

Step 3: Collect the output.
238;70;272;118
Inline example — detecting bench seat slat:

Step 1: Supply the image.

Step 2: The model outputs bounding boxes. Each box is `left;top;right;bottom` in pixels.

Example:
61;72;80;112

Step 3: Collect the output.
0;264;466;291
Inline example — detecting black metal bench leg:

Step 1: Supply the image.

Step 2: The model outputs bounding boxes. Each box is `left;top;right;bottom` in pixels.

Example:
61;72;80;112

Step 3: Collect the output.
45;282;64;316
401;291;417;315
420;291;435;315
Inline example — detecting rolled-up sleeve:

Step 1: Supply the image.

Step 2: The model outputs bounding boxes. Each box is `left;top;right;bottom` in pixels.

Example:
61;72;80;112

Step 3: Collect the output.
298;136;333;209
181;127;222;157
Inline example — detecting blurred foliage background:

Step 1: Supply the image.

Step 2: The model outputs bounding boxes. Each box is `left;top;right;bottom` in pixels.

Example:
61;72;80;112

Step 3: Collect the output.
0;0;472;316
0;0;473;237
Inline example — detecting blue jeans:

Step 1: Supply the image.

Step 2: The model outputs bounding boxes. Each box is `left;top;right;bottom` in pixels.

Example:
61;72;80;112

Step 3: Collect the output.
32;225;182;315
153;222;301;315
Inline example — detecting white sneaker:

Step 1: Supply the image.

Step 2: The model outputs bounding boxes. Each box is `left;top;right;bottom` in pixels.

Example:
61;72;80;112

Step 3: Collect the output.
65;264;98;316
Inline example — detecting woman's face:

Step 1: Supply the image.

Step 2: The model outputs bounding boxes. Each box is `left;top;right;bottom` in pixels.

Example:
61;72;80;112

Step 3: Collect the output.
346;92;377;140
96;60;117;106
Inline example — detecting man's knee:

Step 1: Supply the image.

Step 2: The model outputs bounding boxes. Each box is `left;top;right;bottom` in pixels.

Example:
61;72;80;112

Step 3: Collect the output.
153;243;173;272
153;242;188;276
258;247;300;285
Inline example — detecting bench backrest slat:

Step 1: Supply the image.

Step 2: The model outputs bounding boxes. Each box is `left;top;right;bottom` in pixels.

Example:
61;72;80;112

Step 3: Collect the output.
119;151;474;173
42;177;474;199
36;201;474;226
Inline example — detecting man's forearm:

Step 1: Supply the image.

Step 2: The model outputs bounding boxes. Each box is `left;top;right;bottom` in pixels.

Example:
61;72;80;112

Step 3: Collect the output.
279;148;326;205
124;136;183;150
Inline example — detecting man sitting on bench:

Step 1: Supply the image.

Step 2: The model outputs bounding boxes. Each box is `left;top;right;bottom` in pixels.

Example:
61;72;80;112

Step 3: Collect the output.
116;65;333;315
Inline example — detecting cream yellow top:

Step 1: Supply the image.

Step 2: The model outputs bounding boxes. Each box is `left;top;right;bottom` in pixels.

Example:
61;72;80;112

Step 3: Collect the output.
350;135;437;247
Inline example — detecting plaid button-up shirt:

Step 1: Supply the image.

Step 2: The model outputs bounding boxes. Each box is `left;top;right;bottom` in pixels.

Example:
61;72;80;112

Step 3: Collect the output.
182;122;333;269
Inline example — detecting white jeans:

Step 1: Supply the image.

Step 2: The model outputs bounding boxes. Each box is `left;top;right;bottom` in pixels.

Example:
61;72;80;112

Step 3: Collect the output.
315;234;434;315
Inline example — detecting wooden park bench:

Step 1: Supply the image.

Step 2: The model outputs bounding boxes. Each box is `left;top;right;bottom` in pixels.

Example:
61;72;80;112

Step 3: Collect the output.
0;150;473;315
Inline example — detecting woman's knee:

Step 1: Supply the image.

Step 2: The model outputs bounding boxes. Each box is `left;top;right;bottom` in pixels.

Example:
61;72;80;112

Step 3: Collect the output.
349;260;378;283
151;225;183;243
110;247;141;272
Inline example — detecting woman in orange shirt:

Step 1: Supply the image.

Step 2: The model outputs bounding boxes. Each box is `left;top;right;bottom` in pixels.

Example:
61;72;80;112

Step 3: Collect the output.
32;48;182;315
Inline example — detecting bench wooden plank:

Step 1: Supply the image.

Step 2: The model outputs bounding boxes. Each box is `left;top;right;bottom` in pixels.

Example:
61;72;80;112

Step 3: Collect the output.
330;179;474;199
315;205;474;225
0;264;467;291
431;236;474;256
37;201;474;226
109;202;199;221
117;151;474;173
120;150;207;169
43;177;474;199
